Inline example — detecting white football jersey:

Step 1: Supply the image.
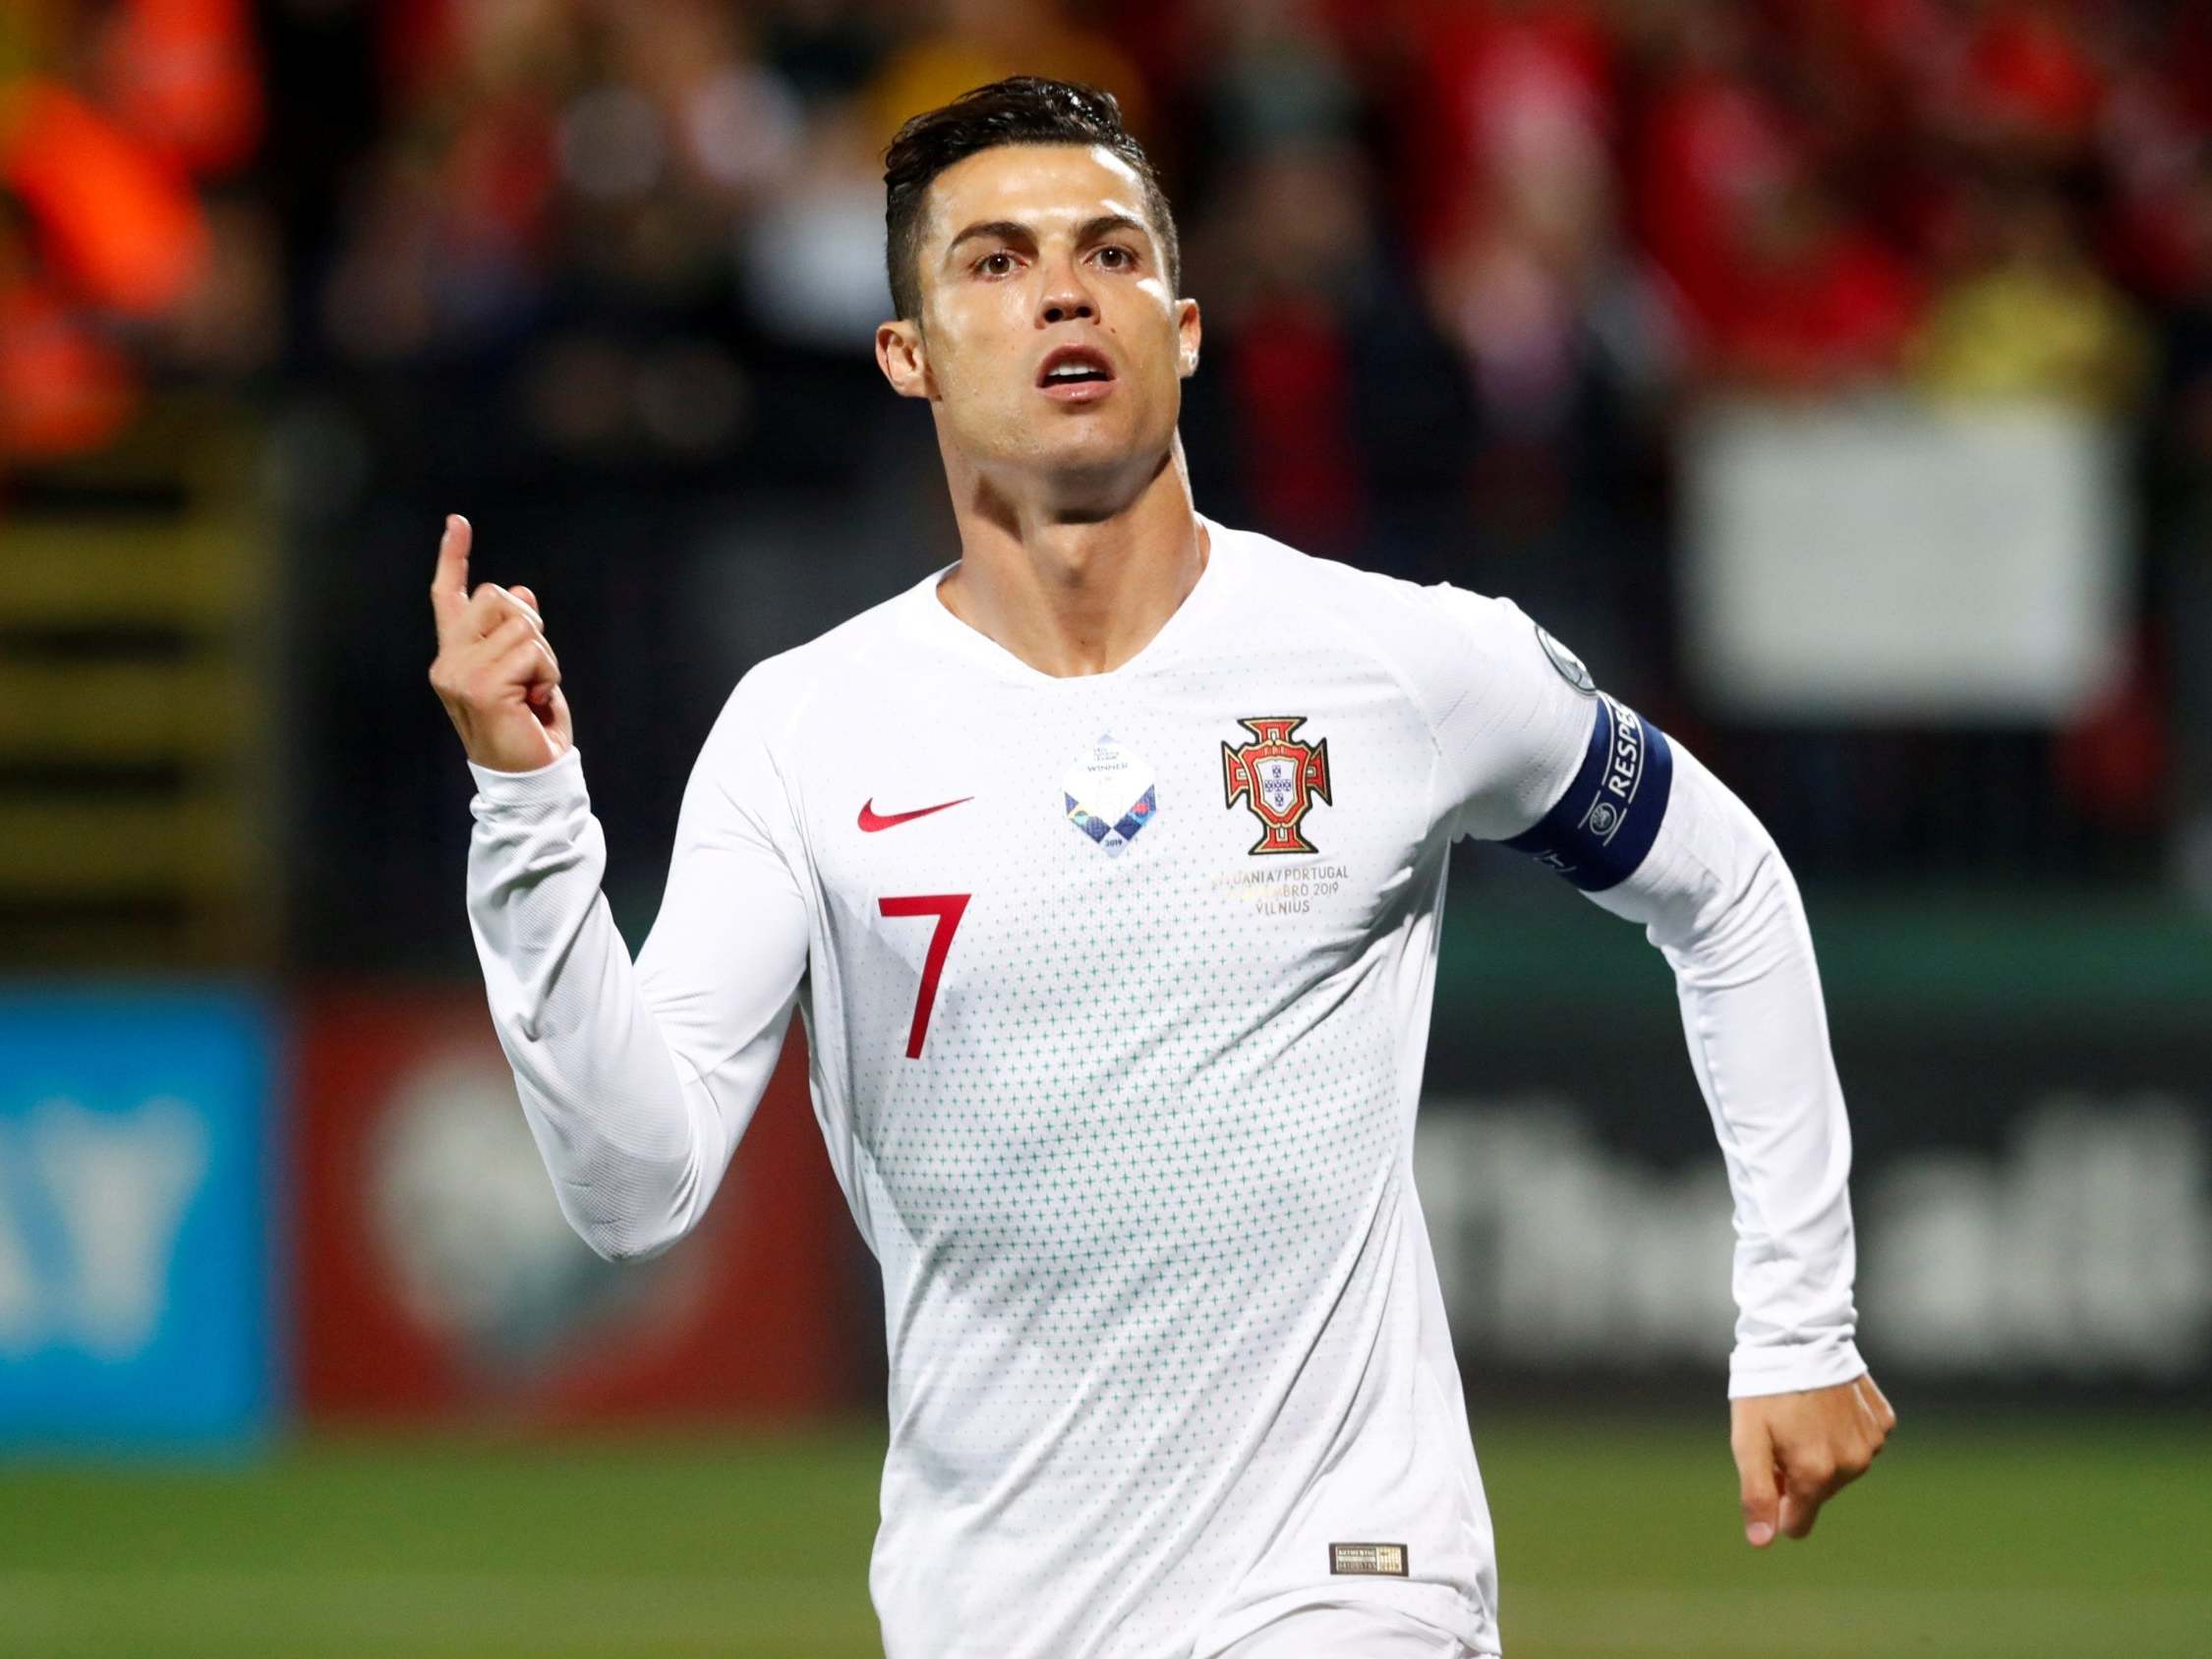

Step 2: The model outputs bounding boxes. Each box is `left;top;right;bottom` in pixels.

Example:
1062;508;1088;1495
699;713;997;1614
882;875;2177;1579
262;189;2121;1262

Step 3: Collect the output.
464;516;1863;1659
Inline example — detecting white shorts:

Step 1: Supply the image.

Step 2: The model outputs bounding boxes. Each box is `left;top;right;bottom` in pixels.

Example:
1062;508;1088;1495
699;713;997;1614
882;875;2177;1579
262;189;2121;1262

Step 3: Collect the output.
1211;1603;1489;1658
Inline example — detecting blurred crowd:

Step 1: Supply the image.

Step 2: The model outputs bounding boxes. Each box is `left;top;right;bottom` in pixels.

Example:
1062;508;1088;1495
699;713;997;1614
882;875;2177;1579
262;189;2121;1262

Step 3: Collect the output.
11;3;2208;470
0;0;269;456
7;0;2212;929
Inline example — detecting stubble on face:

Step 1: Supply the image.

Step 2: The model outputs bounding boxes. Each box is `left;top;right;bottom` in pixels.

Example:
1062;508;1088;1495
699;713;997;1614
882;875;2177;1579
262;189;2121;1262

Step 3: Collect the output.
910;143;1195;511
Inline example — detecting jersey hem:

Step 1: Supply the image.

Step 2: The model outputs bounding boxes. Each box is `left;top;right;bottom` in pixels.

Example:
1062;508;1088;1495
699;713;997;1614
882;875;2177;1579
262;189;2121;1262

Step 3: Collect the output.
1192;1580;1491;1659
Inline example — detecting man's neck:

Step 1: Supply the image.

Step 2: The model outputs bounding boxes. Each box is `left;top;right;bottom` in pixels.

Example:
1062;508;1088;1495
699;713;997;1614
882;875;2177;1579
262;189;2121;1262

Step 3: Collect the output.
936;447;1209;678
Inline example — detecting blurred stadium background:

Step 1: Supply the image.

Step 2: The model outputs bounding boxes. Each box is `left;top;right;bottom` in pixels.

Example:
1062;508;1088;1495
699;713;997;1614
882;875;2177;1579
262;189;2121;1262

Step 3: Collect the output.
2;0;2209;1654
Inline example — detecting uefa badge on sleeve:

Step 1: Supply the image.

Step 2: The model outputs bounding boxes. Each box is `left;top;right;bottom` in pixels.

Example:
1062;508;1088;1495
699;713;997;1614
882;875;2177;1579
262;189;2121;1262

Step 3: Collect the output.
1535;623;1597;696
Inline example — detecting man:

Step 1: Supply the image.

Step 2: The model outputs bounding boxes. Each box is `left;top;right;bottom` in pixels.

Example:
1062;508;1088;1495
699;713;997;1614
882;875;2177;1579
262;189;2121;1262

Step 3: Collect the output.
429;77;1892;1659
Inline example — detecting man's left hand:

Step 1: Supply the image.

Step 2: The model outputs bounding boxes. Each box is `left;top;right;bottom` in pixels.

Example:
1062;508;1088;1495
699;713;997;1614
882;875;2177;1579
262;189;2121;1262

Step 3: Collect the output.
1730;1372;1896;1547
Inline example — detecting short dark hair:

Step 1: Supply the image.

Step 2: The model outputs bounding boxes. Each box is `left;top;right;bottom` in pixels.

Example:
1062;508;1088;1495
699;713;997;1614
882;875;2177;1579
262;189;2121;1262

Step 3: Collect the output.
882;76;1180;322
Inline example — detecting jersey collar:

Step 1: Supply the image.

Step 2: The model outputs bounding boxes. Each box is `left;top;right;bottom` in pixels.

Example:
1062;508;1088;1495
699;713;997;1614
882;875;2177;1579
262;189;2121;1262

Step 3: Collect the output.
902;512;1241;686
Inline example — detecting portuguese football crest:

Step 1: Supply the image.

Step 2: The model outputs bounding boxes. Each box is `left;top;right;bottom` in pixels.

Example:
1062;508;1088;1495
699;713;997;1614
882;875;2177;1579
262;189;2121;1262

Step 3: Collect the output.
1221;715;1332;855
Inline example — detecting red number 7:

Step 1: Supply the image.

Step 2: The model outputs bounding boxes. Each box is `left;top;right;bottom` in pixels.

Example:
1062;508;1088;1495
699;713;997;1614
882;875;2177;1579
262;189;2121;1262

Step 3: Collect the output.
877;893;970;1058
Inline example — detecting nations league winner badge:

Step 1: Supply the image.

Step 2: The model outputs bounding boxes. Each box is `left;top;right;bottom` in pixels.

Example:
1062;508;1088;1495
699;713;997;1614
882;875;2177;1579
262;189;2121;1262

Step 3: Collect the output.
1064;733;1158;856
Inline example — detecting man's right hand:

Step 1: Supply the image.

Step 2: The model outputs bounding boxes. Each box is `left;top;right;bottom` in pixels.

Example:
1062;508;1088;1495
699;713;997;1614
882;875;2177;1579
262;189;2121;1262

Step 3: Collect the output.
427;514;573;773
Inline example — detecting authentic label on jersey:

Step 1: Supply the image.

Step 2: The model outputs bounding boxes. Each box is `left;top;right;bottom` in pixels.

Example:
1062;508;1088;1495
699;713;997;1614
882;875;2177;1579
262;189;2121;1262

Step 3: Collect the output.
1330;1542;1409;1576
1063;733;1157;856
1221;715;1332;855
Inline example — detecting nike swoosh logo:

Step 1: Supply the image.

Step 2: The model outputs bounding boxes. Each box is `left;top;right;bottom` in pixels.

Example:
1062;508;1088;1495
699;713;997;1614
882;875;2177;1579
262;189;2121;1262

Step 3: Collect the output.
858;795;973;832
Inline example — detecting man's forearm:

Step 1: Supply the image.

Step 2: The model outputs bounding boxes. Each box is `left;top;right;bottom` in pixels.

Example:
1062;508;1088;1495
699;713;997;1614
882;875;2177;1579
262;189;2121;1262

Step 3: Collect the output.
467;748;724;1263
1590;741;1863;1397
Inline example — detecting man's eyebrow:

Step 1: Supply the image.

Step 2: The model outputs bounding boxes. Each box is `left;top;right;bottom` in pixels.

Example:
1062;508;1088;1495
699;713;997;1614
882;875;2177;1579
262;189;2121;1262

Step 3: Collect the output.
943;213;1152;260
1074;213;1148;247
945;219;1034;259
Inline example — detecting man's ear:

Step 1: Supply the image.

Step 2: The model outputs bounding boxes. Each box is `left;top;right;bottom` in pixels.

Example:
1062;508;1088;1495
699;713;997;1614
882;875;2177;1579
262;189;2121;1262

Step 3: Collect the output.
1176;298;1201;379
877;317;934;400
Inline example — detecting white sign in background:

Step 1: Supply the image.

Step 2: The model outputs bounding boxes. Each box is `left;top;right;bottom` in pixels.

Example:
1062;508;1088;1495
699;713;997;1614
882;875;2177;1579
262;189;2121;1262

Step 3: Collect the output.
1681;398;2130;722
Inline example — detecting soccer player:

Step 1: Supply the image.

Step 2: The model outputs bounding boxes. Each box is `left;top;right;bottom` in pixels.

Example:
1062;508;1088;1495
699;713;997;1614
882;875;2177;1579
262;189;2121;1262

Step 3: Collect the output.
429;77;1892;1659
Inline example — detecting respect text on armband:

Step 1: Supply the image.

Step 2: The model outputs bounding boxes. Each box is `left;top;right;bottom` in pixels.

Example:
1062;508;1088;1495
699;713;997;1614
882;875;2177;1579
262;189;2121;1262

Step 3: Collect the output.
1502;691;1674;892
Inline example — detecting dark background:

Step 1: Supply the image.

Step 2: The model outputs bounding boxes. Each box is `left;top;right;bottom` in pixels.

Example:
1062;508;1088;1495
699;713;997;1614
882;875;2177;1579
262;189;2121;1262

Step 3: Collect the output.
3;0;2208;1421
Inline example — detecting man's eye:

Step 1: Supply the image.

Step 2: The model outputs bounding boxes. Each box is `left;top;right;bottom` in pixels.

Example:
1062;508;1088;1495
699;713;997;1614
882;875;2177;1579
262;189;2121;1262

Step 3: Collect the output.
1096;246;1134;269
978;252;1016;276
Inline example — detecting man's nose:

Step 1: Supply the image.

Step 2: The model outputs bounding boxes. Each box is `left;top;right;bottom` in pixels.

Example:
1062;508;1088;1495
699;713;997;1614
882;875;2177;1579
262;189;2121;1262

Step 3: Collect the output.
1038;261;1096;325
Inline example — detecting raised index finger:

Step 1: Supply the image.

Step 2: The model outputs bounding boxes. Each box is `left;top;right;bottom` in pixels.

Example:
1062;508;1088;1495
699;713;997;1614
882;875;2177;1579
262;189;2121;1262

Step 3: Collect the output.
431;514;473;636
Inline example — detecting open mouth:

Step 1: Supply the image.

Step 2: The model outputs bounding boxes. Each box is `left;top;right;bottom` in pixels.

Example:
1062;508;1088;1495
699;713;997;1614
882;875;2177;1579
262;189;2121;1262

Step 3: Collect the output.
1037;344;1117;397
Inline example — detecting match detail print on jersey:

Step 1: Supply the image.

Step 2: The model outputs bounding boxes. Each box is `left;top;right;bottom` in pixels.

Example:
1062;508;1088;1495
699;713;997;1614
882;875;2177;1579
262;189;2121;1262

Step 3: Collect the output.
1502;690;1674;891
1221;715;1333;855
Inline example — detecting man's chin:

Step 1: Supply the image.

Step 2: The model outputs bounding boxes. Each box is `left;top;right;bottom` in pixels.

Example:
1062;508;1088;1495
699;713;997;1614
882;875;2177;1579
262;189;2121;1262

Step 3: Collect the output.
948;405;1177;509
1029;438;1174;510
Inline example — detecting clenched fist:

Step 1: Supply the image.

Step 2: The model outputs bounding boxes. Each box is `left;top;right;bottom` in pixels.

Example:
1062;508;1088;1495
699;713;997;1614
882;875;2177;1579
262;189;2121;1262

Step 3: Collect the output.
1731;1371;1896;1547
427;514;573;773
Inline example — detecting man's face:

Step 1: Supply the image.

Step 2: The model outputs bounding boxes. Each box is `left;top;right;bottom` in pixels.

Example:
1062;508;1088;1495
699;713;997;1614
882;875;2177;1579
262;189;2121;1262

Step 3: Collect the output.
878;143;1199;495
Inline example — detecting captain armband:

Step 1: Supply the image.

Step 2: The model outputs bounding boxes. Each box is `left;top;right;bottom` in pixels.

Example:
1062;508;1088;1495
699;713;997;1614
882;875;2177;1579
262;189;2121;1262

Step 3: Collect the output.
1501;691;1675;892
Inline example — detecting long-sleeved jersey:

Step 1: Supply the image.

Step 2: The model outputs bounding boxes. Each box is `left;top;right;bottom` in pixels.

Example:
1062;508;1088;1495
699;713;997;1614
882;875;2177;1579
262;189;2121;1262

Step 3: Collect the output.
463;516;1864;1659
